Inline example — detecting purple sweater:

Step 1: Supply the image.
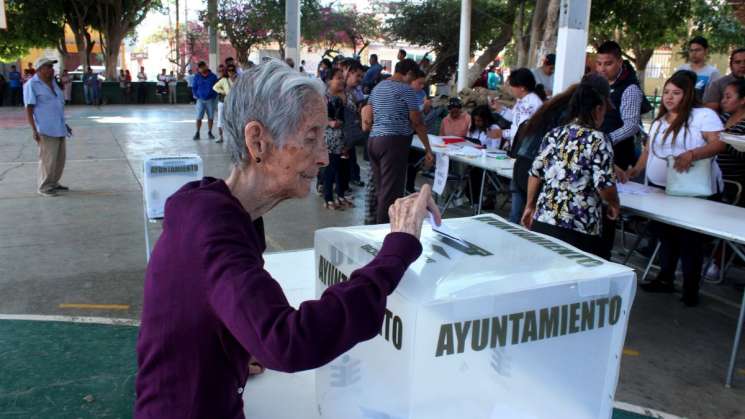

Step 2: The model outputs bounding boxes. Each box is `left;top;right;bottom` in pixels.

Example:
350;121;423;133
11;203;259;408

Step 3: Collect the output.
135;178;422;418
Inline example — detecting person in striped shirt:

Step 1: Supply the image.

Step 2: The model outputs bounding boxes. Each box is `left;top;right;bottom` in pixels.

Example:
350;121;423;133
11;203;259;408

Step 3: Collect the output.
368;59;434;224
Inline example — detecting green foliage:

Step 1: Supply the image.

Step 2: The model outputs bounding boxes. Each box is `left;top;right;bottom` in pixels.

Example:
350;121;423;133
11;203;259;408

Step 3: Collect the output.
303;4;382;55
0;0;66;61
385;0;510;58
589;0;690;52
689;0;745;54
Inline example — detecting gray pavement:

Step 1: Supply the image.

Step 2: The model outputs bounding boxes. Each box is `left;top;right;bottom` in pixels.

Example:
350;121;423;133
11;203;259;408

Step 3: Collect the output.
1;105;744;418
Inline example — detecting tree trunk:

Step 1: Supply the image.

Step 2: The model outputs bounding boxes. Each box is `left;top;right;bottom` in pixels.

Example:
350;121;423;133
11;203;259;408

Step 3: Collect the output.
175;0;182;77
236;48;250;67
632;47;654;93
515;0;531;68
57;35;70;71
465;14;516;89
527;0;549;68
537;0;560;63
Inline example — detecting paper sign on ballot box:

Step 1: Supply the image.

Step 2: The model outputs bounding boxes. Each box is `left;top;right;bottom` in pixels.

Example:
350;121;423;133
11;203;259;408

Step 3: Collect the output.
314;214;636;419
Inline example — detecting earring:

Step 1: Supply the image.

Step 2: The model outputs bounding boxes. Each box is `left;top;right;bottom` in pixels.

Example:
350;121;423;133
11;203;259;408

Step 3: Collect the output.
255;157;261;163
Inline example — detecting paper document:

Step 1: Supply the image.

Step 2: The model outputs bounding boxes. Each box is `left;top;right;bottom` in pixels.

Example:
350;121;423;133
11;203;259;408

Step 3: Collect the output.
427;212;469;246
432;153;450;195
617;182;652;195
450;146;483;158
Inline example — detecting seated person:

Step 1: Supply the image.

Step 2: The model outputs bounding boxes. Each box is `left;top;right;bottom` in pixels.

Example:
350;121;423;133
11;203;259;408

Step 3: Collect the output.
439;97;471;137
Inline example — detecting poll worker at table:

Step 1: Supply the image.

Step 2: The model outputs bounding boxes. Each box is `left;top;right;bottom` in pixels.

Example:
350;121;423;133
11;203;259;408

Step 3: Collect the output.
134;60;442;419
595;41;652;171
439;97;471;137
626;72;726;306
521;80;620;258
490;67;546;151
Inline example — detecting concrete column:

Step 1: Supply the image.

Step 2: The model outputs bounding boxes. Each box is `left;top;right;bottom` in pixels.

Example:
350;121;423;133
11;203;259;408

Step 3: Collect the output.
553;0;591;94
207;0;219;70
456;0;472;92
285;0;301;65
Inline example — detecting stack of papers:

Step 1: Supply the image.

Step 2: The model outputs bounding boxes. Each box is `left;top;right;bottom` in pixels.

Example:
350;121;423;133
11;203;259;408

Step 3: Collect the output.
617;182;653;195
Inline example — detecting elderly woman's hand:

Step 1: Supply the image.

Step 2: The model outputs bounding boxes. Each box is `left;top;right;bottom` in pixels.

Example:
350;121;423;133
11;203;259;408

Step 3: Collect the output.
389;184;441;239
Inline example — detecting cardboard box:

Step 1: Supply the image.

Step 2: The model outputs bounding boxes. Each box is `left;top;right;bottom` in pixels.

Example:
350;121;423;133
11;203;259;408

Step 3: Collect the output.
315;214;636;419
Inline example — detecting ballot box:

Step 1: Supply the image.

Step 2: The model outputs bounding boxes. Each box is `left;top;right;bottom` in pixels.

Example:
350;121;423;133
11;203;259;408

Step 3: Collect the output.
314;214;636;419
143;155;203;219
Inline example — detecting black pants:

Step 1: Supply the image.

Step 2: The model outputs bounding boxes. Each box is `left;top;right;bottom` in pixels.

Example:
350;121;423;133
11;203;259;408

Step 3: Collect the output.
653;222;706;295
368;135;412;224
406;148;424;194
532;221;608;259
349;145;361;183
323;153;349;202
613;138;637;170
137;83;146;104
10;87;21;106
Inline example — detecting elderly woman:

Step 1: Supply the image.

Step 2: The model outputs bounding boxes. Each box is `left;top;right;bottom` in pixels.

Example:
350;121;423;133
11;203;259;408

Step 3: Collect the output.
134;61;440;418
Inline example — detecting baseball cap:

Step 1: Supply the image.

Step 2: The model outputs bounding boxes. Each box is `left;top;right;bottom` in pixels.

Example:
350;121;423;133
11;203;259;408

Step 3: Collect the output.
35;57;58;69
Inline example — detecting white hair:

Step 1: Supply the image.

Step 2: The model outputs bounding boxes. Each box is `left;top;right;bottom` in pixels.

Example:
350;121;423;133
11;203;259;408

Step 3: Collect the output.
223;59;325;166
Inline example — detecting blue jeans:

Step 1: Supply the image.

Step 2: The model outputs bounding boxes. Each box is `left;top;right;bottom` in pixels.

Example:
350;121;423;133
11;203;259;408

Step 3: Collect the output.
324;153;349;202
84;85;94;105
196;98;216;120
509;179;526;224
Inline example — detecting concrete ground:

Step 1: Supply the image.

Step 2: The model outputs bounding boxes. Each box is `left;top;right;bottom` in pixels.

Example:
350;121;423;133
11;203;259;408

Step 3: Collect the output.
1;105;744;418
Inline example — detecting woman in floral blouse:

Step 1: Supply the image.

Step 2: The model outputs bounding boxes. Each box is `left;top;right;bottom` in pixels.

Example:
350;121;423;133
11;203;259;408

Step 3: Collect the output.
521;77;620;258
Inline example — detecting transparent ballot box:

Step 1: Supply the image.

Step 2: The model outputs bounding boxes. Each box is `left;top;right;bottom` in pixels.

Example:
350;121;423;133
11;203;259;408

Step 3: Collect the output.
315;214;636;419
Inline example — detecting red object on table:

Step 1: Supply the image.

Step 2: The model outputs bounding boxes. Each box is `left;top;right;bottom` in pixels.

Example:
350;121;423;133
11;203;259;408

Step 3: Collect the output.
442;137;465;144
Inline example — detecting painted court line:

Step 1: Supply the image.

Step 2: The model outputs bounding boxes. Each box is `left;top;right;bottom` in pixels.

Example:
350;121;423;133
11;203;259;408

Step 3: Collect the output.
59;303;130;310
623;348;641;356
0;314;139;326
0;315;683;418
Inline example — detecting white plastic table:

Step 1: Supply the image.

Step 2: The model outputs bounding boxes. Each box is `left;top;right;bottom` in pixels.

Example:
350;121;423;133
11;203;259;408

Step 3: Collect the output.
618;184;745;387
411;135;514;213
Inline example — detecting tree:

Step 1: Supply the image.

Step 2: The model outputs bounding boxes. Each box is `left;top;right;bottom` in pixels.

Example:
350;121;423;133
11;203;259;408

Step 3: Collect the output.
0;0;65;61
689;0;745;54
64;0;99;71
93;0;160;79
216;0;272;65
303;5;382;57
590;0;691;87
386;0;518;88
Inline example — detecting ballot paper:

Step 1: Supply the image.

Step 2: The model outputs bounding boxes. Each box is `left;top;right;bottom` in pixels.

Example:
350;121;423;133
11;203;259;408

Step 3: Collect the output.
450;146;484;158
617;182;653;195
315;214;637;419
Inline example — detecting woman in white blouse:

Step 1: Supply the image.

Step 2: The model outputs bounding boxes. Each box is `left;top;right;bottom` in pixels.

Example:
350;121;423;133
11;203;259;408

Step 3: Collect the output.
627;72;726;306
490;68;546;150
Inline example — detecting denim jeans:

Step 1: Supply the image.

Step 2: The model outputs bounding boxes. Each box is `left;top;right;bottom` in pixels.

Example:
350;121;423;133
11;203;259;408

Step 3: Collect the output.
84;85;93;105
508;179;526;224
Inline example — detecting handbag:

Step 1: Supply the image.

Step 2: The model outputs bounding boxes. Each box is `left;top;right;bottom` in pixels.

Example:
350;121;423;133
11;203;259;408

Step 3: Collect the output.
650;123;713;197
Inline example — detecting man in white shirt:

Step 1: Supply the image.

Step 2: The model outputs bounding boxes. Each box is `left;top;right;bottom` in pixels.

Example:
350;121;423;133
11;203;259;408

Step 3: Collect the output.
676;36;720;98
531;53;555;96
23;58;70;197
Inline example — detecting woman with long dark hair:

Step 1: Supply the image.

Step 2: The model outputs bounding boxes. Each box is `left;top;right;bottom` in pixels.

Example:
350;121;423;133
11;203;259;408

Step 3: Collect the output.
522;78;620;258
491;68;547;150
508;84;577;223
627;72;726;306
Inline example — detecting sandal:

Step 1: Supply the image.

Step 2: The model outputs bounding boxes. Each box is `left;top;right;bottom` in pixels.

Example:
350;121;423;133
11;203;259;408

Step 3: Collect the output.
324;201;343;210
339;197;356;208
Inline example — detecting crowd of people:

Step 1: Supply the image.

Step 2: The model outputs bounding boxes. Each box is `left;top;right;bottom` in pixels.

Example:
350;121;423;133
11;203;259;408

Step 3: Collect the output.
15;36;745;306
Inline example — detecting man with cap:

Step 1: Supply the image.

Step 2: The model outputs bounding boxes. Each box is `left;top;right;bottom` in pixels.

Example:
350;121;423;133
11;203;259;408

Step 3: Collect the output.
532;54;556;97
439;98;471;137
23;58;71;197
